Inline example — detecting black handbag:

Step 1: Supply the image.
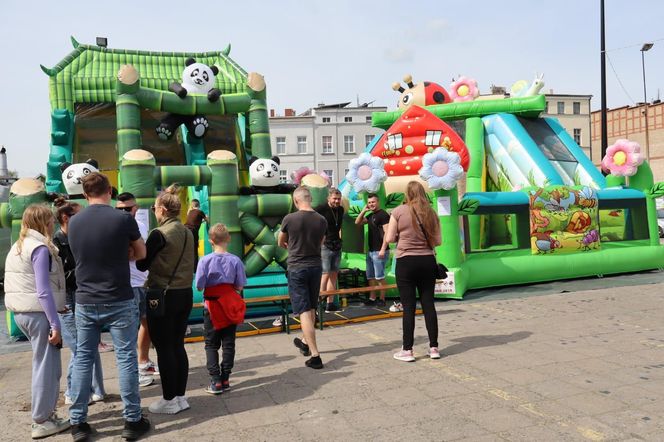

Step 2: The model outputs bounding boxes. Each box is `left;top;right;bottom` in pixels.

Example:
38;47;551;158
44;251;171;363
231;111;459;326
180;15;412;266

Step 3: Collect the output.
413;211;448;280
146;231;188;318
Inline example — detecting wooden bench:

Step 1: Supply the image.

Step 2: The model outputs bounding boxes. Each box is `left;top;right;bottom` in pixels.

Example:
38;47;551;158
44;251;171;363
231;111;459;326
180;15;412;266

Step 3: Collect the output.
193;283;399;334
318;283;398;330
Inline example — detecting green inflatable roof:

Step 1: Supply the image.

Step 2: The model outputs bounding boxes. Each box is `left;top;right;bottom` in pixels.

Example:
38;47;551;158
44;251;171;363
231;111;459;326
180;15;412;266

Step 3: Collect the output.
41;36;247;112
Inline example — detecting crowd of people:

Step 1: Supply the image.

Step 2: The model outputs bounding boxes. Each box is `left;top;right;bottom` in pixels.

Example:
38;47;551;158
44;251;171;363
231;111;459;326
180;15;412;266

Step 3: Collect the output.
4;173;443;441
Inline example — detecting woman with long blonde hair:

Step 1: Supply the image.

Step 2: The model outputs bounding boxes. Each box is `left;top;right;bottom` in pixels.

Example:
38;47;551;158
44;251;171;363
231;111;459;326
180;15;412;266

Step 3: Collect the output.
380;181;441;362
4;204;70;438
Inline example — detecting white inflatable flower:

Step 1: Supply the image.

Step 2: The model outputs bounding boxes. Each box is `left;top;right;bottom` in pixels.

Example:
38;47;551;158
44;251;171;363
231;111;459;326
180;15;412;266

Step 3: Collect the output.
419;148;464;190
345;153;387;193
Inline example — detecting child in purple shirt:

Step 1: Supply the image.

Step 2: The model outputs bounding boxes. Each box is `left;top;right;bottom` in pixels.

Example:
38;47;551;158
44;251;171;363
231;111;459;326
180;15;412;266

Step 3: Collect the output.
195;223;247;394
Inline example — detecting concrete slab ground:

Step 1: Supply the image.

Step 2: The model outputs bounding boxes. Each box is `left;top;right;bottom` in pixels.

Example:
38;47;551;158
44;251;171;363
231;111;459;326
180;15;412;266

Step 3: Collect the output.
1;279;664;441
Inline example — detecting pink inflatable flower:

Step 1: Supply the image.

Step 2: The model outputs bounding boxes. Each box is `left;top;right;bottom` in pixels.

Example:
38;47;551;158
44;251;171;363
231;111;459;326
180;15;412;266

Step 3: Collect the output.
601;139;644;177
450;76;479;102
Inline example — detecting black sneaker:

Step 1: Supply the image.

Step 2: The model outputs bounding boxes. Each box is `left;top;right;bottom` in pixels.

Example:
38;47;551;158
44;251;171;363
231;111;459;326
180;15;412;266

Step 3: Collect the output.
122;416;150;441
325;303;341;313
71;422;93;442
376;299;386;307
305;355;324;369
363;298;376;306
293;337;311;356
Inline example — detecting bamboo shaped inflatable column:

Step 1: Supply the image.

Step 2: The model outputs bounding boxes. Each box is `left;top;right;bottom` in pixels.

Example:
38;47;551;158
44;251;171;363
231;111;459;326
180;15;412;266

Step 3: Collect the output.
434;187;463;269
246;72;272;158
464;117;485;250
46;109;74;193
116;65;142;161
301;173;330;208
207;150;242;257
120;149;157;227
10;179;48;242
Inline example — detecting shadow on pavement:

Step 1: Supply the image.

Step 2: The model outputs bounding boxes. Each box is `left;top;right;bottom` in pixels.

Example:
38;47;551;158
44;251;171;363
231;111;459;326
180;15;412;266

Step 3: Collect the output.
442;331;532;356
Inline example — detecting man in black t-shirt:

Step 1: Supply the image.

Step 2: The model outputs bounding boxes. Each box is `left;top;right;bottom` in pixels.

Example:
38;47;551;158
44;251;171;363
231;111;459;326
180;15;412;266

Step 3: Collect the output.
315;188;344;313
279;187;327;369
67;172;149;439
355;193;390;306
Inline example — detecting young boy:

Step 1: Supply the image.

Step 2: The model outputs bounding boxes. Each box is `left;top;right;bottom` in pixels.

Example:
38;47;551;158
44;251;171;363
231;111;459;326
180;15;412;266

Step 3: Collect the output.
195;224;247;394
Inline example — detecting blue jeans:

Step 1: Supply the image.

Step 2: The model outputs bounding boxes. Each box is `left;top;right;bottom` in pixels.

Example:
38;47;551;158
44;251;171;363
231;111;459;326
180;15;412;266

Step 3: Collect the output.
70;300;140;424
366;251;389;280
59;307;105;399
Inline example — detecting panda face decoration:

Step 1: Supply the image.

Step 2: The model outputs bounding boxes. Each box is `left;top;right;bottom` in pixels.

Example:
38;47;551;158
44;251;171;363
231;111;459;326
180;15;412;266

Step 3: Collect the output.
248;156;281;187
60;159;99;196
182;58;219;95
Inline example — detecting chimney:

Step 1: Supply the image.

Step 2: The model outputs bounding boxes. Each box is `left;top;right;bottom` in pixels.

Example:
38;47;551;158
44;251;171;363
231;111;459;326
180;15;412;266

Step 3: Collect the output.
270;109;275;117
284;108;296;117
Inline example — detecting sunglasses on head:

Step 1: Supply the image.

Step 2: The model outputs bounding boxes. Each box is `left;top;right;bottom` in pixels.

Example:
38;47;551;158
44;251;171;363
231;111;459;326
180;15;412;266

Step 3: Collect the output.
116;206;134;212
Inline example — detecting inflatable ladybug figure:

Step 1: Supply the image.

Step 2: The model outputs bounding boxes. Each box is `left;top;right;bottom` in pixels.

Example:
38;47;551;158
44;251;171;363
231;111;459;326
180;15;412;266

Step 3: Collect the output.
391;74;452;109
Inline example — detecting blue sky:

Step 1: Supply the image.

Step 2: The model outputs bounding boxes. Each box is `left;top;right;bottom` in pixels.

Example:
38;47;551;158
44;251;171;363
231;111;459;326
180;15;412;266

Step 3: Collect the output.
1;0;662;176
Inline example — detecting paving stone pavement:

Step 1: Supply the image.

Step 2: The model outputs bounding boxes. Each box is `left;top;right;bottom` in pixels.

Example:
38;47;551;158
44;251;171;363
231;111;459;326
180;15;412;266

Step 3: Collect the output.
1;281;664;441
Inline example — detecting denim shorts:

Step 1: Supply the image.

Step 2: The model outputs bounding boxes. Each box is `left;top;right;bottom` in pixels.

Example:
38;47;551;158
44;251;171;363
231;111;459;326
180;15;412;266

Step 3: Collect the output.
133;287;147;319
287;266;323;315
366;251;389;280
321;245;342;274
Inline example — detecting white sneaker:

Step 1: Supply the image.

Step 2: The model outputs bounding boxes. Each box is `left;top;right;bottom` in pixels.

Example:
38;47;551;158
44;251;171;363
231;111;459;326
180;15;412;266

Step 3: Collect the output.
272;317;283;327
428;347;441;359
139;360;159;376
139;374;154;387
176;396;190;411
393;349;415;362
149;398;182;414
91;393;104;402
389;302;403;313
31;413;70;438
64;395;94;405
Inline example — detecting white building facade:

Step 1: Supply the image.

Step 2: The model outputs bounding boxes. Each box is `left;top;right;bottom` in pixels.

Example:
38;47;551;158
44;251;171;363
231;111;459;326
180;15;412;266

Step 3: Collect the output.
268;103;387;186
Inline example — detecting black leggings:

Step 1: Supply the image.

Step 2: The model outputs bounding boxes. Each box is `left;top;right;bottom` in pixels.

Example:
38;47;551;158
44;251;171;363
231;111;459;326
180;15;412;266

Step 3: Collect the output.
395;255;438;350
147;289;193;400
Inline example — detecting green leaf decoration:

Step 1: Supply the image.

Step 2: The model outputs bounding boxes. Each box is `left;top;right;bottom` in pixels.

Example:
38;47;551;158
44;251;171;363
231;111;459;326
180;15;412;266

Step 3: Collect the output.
385;192;404;209
348;205;362;219
458;198;480;215
647;182;664;198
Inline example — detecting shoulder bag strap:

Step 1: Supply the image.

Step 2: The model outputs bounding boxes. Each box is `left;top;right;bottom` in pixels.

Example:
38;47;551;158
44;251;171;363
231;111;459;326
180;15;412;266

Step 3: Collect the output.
165;229;188;290
413;211;435;251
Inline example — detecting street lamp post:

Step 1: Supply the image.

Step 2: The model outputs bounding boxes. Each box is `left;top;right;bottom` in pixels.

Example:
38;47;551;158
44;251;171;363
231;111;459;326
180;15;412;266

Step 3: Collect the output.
641;42;654;163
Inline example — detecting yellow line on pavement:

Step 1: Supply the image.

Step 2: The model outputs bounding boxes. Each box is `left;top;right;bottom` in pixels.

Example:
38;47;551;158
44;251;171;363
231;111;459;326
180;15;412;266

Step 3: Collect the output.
436;362;605;441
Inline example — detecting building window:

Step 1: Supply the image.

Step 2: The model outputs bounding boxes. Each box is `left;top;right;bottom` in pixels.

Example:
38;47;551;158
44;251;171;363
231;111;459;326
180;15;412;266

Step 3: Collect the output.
573;128;581;145
557;102;565;114
573;102;581;115
366;116;372;123
297;136;307;154
322;136;333;154
279;169;288;183
344;116;352;122
276;137;286;154
343;135;355;154
544;101;548;113
365;134;374;147
323;169;334;186
322;117;331;123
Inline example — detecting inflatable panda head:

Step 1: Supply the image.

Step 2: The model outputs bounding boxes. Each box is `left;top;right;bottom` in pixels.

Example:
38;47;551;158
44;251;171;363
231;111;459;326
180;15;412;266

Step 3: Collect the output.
182;58;219;95
248;156;281;188
60;159;99;196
